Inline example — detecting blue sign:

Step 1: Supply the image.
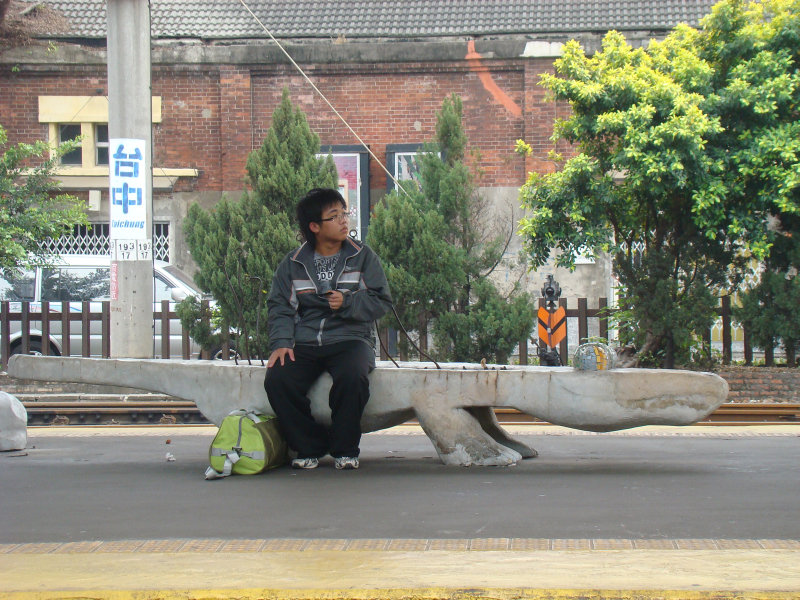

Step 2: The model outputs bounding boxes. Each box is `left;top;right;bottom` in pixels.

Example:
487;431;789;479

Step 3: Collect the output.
109;138;147;240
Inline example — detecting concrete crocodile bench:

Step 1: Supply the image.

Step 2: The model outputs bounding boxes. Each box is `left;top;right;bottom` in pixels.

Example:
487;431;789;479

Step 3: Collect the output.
7;355;728;466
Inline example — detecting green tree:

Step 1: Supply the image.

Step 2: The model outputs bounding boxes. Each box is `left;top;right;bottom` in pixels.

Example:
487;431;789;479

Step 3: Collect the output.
734;213;800;366
736;269;800;367
368;94;535;363
518;0;799;368
0;124;87;273
181;89;337;359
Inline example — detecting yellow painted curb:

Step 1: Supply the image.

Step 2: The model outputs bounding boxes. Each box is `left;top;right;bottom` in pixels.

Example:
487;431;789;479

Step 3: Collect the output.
1;589;798;600
2;549;798;597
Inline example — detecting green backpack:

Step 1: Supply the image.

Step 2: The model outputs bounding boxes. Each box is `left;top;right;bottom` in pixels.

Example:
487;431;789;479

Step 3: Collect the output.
204;410;288;480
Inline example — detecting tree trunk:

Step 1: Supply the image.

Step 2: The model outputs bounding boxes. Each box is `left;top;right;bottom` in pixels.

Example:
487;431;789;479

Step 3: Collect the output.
0;0;11;26
618;332;661;368
418;312;428;354
785;341;796;368
663;334;676;369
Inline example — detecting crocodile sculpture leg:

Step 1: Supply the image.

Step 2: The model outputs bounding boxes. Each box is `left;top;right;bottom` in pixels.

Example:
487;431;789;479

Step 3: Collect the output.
413;404;523;466
467;406;538;459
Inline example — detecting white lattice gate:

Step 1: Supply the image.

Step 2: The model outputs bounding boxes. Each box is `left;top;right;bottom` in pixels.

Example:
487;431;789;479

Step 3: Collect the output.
41;223;170;261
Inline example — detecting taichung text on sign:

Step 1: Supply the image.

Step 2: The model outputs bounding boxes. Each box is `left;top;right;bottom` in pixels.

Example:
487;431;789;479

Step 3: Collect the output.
108;138;152;262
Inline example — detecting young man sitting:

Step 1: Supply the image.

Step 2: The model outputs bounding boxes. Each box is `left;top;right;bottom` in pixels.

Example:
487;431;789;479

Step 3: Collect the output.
264;188;392;470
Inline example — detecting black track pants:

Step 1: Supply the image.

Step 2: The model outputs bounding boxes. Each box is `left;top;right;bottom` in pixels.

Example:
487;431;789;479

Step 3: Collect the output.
264;341;373;459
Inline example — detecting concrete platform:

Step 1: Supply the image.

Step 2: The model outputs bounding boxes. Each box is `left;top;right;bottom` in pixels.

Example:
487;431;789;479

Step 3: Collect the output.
1;424;798;599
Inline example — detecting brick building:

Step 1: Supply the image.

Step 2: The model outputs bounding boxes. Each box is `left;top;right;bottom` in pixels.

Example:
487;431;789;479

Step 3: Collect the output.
0;0;716;301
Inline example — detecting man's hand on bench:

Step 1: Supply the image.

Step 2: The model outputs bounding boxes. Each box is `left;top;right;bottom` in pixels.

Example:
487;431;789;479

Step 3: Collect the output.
268;348;295;368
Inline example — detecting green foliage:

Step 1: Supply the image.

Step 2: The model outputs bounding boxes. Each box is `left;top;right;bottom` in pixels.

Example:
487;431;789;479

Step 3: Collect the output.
367;182;464;333
735;270;800;366
734;213;800;366
181;89;338;358
433;279;535;364
175;295;221;352
697;0;800;256
518;0;800;367
245;89;338;215
0;124;88;273
610;251;720;367
368;94;535;363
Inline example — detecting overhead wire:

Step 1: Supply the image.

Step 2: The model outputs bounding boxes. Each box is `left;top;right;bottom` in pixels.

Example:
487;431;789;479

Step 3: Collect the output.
235;0;412;199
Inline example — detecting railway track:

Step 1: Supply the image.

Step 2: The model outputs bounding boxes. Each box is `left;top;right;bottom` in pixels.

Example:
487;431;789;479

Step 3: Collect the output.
21;401;800;427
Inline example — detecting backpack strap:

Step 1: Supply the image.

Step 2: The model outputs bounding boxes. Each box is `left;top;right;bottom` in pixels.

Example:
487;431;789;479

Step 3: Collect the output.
205;449;240;480
229;408;263;424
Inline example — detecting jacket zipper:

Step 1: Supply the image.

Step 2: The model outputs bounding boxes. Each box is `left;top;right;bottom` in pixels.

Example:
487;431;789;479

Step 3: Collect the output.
320;253;358;346
294;244;361;347
317;318;326;346
332;253;357;291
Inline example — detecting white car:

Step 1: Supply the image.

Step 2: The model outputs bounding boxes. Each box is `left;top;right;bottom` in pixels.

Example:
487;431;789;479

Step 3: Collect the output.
0;255;214;359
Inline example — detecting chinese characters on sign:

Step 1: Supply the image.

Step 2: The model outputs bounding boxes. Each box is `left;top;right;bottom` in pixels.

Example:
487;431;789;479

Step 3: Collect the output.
109;138;151;261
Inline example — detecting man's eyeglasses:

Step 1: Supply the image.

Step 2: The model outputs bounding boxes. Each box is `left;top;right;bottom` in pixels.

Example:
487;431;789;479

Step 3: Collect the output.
318;212;350;223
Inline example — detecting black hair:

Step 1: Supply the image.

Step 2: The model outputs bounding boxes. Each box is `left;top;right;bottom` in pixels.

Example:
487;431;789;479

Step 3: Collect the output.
296;188;347;247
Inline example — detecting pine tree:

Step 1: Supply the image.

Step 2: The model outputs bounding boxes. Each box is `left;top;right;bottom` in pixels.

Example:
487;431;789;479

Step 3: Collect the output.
368;94;535;363
367;181;464;358
180;88;338;359
245;89;337;215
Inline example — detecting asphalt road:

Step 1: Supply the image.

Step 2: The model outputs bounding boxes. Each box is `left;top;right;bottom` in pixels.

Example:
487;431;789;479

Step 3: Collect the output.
2;426;798;543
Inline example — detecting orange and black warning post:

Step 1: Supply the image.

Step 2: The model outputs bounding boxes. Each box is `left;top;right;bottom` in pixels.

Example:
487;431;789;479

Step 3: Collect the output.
538;305;566;348
537;275;564;366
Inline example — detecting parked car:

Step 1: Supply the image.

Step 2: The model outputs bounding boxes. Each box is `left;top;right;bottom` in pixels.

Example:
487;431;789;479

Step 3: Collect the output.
0;255;216;359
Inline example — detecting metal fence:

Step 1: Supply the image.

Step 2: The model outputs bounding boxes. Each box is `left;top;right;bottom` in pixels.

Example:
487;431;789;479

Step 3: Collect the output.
518;296;785;366
0;297;788;369
0;300;198;368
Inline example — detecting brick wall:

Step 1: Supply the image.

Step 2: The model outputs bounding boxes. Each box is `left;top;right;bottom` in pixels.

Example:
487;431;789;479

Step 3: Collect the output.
0;66;104;146
2;56;559;196
718;367;800;404
154;66;223;192
250;61;529;192
523;57;574;174
2;53;571;275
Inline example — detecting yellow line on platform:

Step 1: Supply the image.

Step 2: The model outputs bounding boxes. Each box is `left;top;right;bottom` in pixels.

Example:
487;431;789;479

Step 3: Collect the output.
1;549;798;599
1;589;798;600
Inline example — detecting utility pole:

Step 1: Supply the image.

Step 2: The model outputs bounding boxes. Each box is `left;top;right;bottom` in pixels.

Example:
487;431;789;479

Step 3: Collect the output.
107;0;154;358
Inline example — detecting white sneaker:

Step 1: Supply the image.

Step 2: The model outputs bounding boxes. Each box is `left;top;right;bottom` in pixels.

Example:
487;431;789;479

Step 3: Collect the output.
334;456;359;470
291;457;319;469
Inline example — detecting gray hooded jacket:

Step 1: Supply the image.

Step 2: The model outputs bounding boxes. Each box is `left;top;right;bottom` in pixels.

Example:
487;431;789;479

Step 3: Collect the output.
267;238;392;352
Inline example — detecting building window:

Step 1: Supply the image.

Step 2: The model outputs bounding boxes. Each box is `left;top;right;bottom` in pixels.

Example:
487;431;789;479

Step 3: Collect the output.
37;96;197;193
39;96;163;171
59;124;82;165
318;146;370;241
95;124;109;166
57;123;109;167
385;144;441;193
395;152;423;182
